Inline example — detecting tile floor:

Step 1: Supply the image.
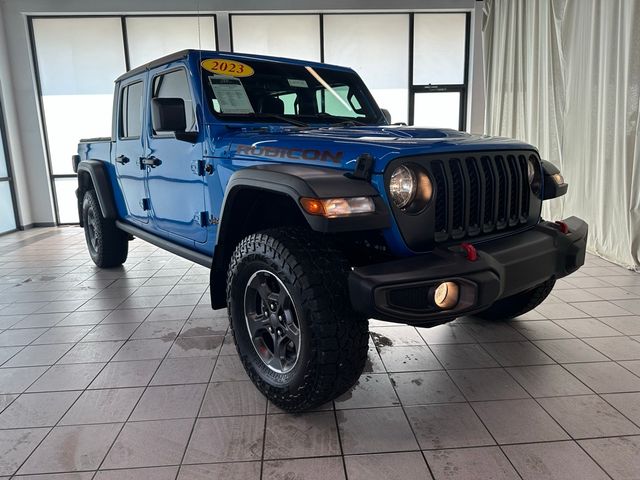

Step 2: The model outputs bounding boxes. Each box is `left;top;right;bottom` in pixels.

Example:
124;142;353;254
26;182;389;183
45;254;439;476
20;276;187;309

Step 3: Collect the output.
1;227;640;479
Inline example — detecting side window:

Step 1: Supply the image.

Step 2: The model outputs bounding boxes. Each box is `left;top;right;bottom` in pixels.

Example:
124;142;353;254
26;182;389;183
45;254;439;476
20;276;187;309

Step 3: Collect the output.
119;82;143;139
315;85;364;119
276;92;298;115
152;69;197;133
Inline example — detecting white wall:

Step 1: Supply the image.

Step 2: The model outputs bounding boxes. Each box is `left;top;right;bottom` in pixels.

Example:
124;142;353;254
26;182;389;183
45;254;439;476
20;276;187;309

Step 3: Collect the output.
0;0;484;227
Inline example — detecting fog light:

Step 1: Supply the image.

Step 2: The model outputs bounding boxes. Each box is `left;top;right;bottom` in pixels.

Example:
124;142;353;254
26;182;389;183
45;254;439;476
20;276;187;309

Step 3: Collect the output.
433;281;460;310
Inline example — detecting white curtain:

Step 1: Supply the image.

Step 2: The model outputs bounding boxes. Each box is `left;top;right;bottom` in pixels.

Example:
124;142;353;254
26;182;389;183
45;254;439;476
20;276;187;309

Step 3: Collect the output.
483;0;640;270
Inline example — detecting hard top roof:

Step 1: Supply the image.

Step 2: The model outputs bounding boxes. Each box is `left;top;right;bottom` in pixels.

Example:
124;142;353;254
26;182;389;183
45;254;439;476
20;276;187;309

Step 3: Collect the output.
115;49;354;83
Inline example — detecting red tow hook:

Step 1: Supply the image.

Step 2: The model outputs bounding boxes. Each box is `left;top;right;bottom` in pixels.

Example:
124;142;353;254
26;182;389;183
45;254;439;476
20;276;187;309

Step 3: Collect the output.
460;242;478;261
554;221;570;234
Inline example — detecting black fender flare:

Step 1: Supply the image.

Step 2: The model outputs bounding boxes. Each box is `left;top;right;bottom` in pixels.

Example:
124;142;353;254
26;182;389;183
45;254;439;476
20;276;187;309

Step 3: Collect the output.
76;160;118;225
209;163;391;308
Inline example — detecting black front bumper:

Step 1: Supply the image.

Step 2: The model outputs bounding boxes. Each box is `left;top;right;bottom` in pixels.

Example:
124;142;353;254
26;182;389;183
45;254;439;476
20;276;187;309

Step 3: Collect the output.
349;216;588;327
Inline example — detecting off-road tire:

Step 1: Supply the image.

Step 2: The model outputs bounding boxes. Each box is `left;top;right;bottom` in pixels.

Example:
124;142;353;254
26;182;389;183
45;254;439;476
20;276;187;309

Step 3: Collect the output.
226;227;369;412
476;277;556;320
82;189;128;268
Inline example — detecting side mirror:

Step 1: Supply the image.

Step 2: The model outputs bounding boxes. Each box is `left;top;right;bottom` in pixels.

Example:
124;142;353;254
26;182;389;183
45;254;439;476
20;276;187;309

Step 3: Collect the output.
381;108;392;124
152;97;187;132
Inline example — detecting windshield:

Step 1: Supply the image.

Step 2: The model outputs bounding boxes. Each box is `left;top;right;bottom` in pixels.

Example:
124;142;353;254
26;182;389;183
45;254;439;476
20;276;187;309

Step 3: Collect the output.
200;57;382;125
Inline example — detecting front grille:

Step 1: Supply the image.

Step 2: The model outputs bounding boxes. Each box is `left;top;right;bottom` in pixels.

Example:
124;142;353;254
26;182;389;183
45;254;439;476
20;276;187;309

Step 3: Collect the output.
432;153;536;242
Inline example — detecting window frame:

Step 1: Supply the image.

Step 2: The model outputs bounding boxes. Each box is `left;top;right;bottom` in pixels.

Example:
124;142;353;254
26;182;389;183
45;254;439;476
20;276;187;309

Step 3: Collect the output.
118;80;145;140
149;66;199;139
0;97;20;234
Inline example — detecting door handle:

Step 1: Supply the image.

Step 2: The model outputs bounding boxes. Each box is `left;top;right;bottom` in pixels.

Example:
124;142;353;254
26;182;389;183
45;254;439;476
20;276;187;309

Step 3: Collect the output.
115;155;130;165
140;156;162;168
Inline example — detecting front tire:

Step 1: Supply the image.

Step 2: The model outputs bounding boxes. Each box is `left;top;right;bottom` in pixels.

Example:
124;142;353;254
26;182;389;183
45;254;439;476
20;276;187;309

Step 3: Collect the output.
227;227;369;412
82;189;128;268
475;277;556;320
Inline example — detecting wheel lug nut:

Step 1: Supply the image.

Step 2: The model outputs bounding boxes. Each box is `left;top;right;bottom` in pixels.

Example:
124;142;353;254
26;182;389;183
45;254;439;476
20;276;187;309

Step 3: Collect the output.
278;315;283;322
268;326;273;334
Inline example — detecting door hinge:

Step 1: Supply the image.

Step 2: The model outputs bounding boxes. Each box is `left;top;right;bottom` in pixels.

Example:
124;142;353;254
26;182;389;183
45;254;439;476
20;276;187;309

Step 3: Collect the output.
140;198;151;211
191;160;213;176
196;211;218;226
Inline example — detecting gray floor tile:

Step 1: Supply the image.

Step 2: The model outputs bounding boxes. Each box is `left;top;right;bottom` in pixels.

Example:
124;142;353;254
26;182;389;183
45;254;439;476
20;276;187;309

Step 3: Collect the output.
391;371;465;405
514;320;574;340
14;473;94;480
553;318;623;337
448;368;530;401
11;313;67;329
130;384;206;421
424;446;519;480
345;451;431;480
539;395;640;438
506;365;592;397
112;338;172;361
3;343;72;367
168;335;223;358
101;308;152;324
94;466;178;480
370;326;426;347
60;388;144;425
337;406;418;454
150;356;216;385
602;392;640;425
0;328;48;347
0;346;21;365
199;381;266;417
417;323;477;344
27;363;104;392
0;393;17;412
183;416;264;463
102;418;194;468
503;441;609;480
620;359;640;376
378;345;441;372
177;462;261;480
406;403;494;449
573;300;634;317
56;310;110;327
335;373;400;409
0;367;47;394
263;457;346;480
533;339;609;363
462;322;526;342
598;315;640;335
564;361;640;393
18;423;122;475
209;355;247;382
83;323;140;342
146;306;194;322
430;344;499;369
481;341;555;366
264;411;340;459
130;320;186;340
0;428;50;476
583;336;640;360
58;341;124;364
472;399;569;444
579;436;640;480
32;326;92;345
89;359;160;388
0;391;80;428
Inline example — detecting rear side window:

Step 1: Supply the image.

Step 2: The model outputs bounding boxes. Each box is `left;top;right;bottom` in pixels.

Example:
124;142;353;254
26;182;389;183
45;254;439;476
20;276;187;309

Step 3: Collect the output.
119;81;144;139
152;69;197;133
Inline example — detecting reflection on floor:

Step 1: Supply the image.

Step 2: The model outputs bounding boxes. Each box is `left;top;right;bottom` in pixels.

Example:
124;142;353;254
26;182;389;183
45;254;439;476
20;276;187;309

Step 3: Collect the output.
1;226;640;479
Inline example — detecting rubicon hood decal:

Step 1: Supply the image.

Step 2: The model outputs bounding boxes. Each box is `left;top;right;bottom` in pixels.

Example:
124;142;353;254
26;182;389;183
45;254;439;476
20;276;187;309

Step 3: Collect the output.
236;144;343;163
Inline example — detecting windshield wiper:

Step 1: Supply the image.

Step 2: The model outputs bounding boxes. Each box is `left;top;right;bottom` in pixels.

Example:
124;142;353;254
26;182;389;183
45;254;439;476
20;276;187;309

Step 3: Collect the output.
312;113;367;127
253;113;308;127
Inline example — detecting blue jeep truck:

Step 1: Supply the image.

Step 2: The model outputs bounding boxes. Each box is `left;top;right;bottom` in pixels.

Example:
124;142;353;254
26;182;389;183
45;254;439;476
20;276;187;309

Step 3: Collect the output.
73;49;587;411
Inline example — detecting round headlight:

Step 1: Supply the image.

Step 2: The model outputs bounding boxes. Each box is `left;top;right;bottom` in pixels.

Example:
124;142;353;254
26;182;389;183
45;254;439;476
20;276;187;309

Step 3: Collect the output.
389;165;417;209
527;159;536;184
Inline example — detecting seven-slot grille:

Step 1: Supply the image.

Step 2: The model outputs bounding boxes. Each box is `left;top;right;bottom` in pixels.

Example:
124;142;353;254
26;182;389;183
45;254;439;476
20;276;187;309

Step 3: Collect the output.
431;153;536;242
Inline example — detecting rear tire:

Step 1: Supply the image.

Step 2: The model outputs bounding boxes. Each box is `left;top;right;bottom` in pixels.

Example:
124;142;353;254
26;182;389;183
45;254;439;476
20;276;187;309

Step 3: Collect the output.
82;189;128;268
226;227;369;412
476;278;556;320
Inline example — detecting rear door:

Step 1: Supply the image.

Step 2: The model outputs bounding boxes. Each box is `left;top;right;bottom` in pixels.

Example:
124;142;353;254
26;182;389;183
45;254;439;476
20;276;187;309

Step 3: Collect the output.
114;76;148;224
145;66;207;244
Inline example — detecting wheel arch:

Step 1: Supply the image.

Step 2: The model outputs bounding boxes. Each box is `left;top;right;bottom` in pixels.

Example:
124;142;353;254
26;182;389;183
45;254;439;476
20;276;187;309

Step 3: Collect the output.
209;164;391;309
76;160;118;227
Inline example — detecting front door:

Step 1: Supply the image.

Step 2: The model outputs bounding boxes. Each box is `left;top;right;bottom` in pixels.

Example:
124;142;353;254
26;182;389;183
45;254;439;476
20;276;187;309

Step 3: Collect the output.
145;66;207;244
114;77;148;224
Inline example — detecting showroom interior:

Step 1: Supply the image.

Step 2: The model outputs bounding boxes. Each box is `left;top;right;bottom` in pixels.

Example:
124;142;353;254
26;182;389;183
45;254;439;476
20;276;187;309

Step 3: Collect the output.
1;0;640;478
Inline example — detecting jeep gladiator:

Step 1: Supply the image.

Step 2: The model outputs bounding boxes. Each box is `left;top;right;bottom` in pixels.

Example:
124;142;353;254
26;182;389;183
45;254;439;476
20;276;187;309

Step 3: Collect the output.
73;50;587;411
